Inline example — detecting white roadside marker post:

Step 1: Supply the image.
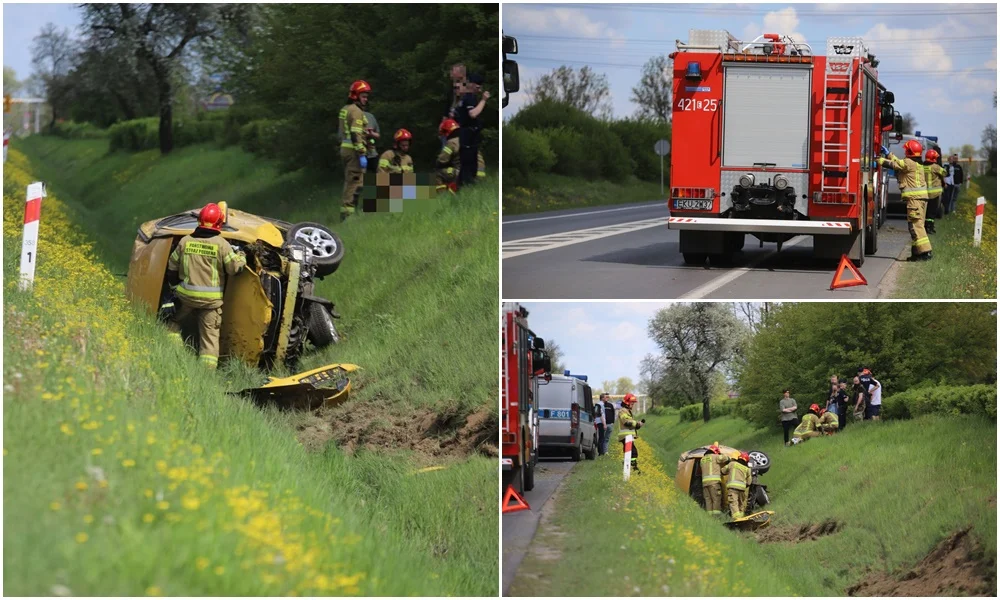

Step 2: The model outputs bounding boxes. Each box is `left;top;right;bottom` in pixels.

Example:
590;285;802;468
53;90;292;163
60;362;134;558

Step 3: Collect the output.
19;182;45;291
623;434;633;481
973;196;985;247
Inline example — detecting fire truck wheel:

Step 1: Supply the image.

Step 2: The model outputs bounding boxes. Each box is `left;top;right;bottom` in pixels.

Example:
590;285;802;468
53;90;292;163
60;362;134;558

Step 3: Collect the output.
683;253;708;266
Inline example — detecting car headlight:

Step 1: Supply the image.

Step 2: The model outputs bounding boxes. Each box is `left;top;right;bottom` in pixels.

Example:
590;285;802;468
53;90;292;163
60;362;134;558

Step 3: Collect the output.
739;173;755;189
774;175;789;190
289;246;305;261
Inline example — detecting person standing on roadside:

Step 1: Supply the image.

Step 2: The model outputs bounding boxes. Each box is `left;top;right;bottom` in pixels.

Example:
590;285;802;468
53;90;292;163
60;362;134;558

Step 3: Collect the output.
779;389;798;447
826;375;840;415
441;63;466;147
453;73;490;188
601;393;615;455
852;376;867;421
593;394;607;456
835;382;850;431
866;376;883;421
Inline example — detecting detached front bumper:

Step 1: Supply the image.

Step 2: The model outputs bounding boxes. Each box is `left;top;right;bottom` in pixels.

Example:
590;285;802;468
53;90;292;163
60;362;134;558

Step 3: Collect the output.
667;217;853;236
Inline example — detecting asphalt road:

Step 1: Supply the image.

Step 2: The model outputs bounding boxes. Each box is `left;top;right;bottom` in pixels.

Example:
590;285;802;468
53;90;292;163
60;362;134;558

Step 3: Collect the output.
501;458;577;596
502;201;915;299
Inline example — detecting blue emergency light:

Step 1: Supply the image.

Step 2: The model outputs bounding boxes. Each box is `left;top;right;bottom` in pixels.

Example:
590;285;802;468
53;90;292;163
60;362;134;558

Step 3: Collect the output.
685;61;702;80
563;370;588;382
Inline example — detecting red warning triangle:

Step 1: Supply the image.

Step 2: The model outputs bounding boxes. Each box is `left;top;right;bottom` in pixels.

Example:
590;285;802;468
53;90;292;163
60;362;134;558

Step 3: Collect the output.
830;254;868;290
501;485;530;514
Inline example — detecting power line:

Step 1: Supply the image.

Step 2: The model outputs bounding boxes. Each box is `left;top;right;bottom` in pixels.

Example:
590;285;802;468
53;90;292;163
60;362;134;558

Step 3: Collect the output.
551;3;997;17
513;33;998;46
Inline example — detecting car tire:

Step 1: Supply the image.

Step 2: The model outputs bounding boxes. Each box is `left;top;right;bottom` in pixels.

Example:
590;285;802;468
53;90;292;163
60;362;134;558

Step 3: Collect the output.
571;444;582;462
585;441;597;460
747;450;770;475
285;222;345;277
306;302;340;347
754;485;770;507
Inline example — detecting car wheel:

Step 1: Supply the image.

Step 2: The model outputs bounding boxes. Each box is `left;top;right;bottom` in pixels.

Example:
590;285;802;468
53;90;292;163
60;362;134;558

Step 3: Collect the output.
754;485;770;507
570;444;582;462
747;450;770;474
286;222;345;277
306;302;340;348
586;441;597;460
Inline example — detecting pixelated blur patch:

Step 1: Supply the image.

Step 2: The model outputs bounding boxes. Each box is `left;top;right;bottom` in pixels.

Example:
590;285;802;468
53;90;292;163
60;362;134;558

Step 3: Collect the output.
361;173;436;213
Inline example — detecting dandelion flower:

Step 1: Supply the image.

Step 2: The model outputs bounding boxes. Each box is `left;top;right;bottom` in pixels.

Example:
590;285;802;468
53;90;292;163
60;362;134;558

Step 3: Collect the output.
122;459;136;468
145;586;162;596
196;557;210;571
156;501;169;511
143;513;155;523
83;515;94;524
50;501;62;511
75;481;88;491
75;532;88;543
91;448;103;456
60;423;73;436
214;566;225;575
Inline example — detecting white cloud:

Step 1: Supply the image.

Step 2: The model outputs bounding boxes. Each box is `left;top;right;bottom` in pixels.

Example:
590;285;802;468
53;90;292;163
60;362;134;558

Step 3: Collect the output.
742;7;807;46
608;321;643;343
985;47;997;70
504;6;624;43
863;23;953;71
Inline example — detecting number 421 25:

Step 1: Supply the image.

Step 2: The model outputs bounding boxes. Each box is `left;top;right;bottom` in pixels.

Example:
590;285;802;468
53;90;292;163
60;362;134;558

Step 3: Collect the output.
676;98;718;112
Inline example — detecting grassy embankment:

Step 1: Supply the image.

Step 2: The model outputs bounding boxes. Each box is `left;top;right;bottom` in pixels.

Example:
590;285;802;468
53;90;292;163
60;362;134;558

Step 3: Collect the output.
3;138;498;595
892;175;997;298
502;173;663;215
510;409;996;596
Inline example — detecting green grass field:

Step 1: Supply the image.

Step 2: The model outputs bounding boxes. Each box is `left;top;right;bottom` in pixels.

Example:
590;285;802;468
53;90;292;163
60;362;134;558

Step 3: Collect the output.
3;139;498;595
511;410;996;596
502;173;663;215
891;175;997;299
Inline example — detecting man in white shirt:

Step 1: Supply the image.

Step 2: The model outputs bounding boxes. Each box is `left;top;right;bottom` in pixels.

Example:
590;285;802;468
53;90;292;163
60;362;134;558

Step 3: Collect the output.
867;377;882;421
593;396;607;456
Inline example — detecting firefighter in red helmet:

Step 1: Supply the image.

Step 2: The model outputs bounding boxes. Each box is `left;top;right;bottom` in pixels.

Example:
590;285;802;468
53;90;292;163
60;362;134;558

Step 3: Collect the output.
922;148;947;234
165;203;246;369
435;118;462;193
618;393;643;473
377;129;415;174
878;139;932;260
339;80;372;219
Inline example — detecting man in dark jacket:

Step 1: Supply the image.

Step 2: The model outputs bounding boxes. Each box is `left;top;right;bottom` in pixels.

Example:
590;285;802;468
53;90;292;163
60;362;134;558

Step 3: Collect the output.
944;155;965;215
453;72;490;188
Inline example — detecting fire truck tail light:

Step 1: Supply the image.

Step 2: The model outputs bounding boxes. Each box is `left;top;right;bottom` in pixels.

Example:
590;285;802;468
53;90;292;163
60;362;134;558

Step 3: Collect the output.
671;187;715;199
738;174;755;188
813;191;857;204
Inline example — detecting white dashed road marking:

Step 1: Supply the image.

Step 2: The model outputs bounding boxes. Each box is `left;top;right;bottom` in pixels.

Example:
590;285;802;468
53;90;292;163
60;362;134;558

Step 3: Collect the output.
502;217;671;259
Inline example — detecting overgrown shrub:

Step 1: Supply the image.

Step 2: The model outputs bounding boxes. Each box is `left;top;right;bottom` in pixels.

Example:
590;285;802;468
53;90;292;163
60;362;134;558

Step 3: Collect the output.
108;116;223;152
511;100;631;181
609;118;672;182
239;119;292;160
678;399;743;422
880;384;997;420
502;124;556;183
538;127;595;178
50;121;107;140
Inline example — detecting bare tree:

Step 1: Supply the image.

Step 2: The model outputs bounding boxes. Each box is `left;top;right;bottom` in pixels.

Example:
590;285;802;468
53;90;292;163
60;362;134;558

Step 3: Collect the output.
647;304;747;422
982;124;997;174
545;338;564;374
31;23;78;129
630;55;672;122
82;4;223;154
528;65;613;118
734;302;775;333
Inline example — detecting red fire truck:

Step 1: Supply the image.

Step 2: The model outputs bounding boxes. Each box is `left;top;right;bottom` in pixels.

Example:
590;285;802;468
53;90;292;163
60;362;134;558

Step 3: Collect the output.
667;30;901;266
501;302;551;495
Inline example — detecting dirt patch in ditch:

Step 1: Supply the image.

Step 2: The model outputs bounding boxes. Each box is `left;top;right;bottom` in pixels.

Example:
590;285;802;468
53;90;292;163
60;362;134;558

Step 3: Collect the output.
847;528;996;597
755;519;842;543
295;401;498;460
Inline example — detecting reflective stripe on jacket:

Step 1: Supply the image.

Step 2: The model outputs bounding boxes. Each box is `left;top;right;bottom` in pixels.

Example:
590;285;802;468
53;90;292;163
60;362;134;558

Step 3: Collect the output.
878;154;928;200
338;103;369;154
617;407;638;441
819;412;839;428
721;461;751;490
435;137;462;185
167;234;245;308
377;149;414;174
923;162;947;196
700;453;730;484
794;413;820;435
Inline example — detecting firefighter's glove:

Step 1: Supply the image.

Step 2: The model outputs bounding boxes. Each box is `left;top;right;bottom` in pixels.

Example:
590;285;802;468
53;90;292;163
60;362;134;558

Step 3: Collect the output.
880;145;889;157
871;161;879;170
359;155;368;169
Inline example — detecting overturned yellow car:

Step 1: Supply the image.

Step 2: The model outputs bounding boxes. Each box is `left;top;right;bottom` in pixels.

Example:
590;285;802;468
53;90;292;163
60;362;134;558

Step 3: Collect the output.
125;202;344;368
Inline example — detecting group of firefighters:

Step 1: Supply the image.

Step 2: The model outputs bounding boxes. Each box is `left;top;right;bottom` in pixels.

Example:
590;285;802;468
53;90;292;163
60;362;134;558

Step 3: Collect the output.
699;444;754;519
876;140;949;262
338;76;489;219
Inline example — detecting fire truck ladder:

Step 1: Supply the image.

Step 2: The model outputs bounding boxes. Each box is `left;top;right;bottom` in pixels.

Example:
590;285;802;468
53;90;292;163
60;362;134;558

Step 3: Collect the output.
821;37;866;193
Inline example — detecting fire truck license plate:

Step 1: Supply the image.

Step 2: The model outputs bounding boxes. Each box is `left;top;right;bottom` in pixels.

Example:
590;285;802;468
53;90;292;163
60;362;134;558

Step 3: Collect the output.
674;199;713;210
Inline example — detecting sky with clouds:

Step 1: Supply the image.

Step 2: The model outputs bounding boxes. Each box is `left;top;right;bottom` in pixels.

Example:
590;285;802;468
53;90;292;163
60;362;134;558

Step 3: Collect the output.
503;3;997;149
519;302;672;390
3;3;80;79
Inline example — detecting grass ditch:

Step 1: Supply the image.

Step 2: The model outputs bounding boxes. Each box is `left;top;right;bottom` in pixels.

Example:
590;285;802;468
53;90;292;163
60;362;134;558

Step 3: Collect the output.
891;175;997;299
3;140;498;595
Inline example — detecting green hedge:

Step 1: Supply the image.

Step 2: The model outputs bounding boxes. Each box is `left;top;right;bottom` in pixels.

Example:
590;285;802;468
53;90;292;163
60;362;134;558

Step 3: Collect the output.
679;399;744;422
510;100;631;182
108;116;224;152
608;118;671;182
50;121;107;140
502;124;556;183
880;384;997;420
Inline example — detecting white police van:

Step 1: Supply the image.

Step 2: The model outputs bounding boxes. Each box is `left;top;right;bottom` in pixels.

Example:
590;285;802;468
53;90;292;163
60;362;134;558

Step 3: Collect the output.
537;371;597;461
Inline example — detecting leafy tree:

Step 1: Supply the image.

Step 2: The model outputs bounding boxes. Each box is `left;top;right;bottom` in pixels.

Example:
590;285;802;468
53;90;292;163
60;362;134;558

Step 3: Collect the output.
961;144;977;159
900;112;917;135
646;304;747;422
81;4;227;154
614;376;635;396
30;23;77;129
527;66;612;119
3;66;22;95
546;338;564;374
981;124;997;174
630;55;672;122
735;303;997;427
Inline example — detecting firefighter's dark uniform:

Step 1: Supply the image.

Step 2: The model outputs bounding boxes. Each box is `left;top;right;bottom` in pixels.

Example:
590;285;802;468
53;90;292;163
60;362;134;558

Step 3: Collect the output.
923;162;947;233
878;153;931;257
435;135;462;192
700;452;730;516
377;149;414;174
721;459;751;518
338;102;369;212
166;231;246;368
